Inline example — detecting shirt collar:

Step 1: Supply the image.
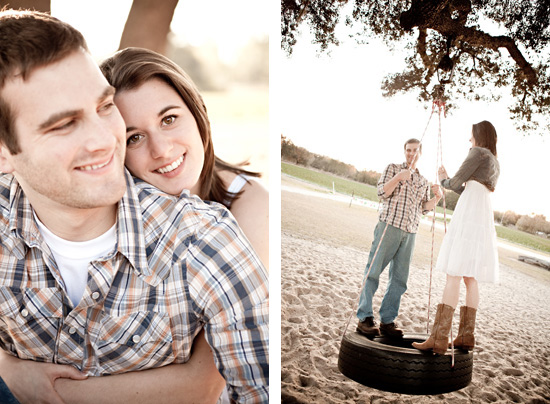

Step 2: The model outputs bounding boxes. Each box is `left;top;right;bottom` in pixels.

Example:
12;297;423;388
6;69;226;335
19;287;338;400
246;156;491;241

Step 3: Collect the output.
1;171;170;286
3;175;44;259
115;170;172;286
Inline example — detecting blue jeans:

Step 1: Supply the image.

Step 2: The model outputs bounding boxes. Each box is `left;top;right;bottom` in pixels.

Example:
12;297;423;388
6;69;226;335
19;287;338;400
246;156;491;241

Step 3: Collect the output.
0;376;19;404
357;221;416;324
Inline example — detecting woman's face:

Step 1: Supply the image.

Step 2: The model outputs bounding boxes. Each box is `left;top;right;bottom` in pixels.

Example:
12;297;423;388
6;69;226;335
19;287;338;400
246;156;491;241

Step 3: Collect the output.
470;132;476;147
114;78;205;196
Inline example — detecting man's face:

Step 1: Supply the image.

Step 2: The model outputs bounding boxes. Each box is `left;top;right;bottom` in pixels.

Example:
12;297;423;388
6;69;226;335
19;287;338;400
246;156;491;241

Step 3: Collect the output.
0;49;127;211
404;142;421;167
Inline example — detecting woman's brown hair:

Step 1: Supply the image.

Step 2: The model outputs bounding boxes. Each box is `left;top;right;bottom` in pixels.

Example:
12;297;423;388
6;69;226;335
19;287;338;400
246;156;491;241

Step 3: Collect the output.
472;120;498;157
100;47;259;207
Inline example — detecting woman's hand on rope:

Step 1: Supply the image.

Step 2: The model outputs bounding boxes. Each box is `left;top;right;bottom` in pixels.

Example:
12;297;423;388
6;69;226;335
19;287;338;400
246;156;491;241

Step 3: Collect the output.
438;166;449;182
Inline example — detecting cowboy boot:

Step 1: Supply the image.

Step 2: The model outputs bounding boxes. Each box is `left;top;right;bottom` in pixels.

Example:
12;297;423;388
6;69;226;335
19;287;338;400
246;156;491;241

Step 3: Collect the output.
412;303;454;355
452;306;476;350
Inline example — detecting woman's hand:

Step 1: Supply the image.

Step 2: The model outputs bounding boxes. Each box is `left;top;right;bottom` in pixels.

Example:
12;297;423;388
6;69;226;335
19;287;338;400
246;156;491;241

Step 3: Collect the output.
0;350;87;404
438;166;449;182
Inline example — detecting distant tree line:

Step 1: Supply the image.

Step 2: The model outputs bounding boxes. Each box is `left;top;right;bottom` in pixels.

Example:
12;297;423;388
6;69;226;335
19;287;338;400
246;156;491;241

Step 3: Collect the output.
281;136;380;186
282;135;550;237
494;211;550;237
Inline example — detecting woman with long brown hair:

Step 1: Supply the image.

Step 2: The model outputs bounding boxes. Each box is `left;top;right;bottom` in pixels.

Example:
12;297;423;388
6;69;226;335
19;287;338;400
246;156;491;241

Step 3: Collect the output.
100;47;269;268
100;47;268;403
413;120;500;354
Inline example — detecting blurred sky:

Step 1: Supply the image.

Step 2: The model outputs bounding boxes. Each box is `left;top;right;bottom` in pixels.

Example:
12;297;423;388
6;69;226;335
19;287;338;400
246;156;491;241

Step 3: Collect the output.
277;14;550;218
51;0;269;63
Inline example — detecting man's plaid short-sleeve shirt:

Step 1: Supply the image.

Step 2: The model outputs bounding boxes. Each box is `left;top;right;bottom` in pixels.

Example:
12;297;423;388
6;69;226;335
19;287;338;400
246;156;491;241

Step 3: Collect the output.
0;172;268;403
377;162;430;233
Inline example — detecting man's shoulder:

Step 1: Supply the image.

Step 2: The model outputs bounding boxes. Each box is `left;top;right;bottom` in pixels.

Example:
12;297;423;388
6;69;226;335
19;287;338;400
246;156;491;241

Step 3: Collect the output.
132;178;234;235
383;162;404;172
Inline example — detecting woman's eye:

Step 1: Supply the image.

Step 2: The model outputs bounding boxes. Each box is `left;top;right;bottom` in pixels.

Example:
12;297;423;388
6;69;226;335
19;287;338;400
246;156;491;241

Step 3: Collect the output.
126;133;144;146
161;115;177;126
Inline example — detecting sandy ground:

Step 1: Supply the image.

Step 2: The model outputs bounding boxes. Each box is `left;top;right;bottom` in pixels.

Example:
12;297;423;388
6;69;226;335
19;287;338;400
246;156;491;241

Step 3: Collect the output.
281;175;550;403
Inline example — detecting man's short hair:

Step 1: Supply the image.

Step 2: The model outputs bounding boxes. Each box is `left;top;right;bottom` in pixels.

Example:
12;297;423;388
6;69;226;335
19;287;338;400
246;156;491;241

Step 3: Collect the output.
403;138;422;152
0;9;88;154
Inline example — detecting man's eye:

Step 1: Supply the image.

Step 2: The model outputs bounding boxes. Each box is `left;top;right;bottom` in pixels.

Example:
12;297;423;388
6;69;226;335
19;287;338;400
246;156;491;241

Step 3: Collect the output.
52;120;75;131
100;102;115;112
101;102;115;110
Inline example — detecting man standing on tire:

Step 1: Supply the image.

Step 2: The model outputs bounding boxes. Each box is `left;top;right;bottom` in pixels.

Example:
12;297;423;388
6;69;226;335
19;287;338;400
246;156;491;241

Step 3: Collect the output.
356;138;441;338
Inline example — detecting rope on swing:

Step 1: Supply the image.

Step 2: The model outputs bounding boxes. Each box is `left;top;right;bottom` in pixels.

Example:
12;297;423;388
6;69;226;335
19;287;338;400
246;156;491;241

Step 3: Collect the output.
426;84;456;367
427;85;447;333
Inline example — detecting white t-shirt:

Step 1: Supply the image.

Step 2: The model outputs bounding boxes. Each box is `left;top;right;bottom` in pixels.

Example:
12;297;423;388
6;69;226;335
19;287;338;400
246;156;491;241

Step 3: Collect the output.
35;215;116;306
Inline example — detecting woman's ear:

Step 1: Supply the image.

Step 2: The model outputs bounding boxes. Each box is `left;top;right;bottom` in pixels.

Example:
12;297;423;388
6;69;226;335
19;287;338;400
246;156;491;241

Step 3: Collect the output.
0;144;15;174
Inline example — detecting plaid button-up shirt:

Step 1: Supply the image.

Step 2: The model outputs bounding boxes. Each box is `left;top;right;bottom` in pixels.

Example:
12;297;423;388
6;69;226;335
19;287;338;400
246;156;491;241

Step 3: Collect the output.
377;162;430;233
0;171;268;403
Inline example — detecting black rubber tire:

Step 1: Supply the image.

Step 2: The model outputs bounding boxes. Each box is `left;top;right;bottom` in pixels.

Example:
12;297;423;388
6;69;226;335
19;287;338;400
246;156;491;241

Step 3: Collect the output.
338;331;473;395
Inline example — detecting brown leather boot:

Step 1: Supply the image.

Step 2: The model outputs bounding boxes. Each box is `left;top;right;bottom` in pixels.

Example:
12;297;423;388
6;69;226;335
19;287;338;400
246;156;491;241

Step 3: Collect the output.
452;306;476;350
412;303;454;355
356;317;380;336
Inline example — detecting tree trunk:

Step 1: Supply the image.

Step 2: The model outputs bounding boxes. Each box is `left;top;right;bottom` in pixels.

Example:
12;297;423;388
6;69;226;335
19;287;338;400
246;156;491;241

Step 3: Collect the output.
119;0;179;55
0;0;50;12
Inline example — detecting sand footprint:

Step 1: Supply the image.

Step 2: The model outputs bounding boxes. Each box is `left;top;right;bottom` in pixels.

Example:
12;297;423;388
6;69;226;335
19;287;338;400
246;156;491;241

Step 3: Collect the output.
482;368;497;377
502;367;524;376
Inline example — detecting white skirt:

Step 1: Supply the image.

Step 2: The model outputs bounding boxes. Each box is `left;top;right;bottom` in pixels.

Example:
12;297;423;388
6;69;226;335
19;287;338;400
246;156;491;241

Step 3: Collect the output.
436;180;499;283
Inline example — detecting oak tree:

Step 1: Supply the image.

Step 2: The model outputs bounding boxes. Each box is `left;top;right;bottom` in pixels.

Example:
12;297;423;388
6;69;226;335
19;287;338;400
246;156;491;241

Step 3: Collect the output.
281;0;550;134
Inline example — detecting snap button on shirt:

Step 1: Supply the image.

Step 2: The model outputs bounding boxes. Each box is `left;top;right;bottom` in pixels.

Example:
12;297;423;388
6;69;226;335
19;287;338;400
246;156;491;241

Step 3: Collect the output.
91;292;100;300
132;335;141;344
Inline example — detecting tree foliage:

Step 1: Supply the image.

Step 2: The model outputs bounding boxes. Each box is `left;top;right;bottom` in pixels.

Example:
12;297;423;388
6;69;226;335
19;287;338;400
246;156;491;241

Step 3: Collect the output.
438;189;460;211
281;135;381;185
281;0;550;135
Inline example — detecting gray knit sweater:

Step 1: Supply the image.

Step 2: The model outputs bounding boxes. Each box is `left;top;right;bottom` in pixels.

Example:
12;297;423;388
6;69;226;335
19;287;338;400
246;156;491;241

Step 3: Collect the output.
441;146;500;194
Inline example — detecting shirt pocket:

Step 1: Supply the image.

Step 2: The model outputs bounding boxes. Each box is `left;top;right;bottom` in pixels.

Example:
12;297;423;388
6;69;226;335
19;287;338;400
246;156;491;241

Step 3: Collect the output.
93;310;174;375
0;286;63;361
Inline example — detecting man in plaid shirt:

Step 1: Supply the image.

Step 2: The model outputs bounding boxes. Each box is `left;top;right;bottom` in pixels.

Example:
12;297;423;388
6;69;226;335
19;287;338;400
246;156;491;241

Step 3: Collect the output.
0;10;268;404
356;139;441;338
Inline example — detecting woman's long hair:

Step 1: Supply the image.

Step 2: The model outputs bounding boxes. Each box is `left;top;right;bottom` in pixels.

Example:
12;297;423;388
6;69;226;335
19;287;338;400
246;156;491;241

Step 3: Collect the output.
100;47;259;207
472;120;498;157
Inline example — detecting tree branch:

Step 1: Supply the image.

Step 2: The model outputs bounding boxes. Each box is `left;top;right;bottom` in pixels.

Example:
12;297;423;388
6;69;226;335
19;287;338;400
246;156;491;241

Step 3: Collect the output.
399;0;538;87
297;0;311;23
450;25;537;86
416;28;431;69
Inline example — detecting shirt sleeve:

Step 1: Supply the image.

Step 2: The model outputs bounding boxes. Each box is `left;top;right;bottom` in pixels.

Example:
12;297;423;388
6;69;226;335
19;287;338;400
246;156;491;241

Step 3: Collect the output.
187;208;269;404
377;164;397;200
441;148;482;194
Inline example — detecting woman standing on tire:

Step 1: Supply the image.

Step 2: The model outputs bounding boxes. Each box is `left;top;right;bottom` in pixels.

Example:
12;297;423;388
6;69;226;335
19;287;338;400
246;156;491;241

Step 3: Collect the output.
413;120;500;355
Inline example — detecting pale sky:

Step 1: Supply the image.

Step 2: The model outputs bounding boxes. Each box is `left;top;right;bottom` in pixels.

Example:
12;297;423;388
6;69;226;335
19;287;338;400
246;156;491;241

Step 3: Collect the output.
278;21;550;218
51;0;269;62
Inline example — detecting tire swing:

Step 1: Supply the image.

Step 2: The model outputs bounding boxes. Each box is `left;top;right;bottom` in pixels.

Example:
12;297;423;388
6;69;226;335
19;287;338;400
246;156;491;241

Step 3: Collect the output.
338;84;473;395
338;333;473;395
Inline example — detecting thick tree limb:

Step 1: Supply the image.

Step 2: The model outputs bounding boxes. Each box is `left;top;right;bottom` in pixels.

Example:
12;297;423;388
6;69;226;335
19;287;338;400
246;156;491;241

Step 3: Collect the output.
400;0;538;86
